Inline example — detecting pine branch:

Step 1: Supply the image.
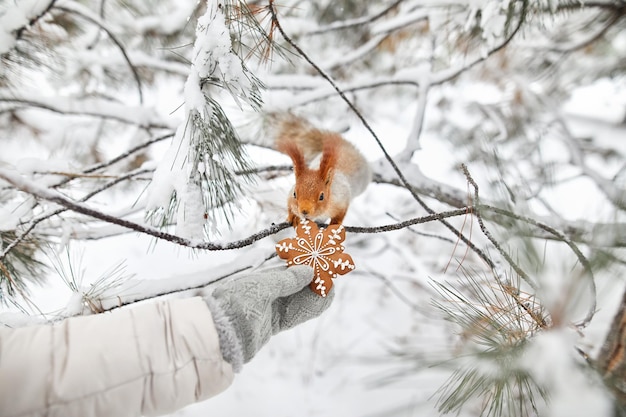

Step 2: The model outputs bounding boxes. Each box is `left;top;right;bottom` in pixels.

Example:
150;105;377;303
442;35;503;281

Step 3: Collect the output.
54;1;144;104
461;164;598;328
0;0;57;57
268;0;496;270
0;166;484;251
145;0;269;239
0;96;172;129
0;231;46;303
430;270;550;417
302;0;404;36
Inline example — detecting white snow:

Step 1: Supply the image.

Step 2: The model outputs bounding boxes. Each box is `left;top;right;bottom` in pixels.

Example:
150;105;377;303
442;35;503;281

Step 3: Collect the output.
522;328;613;417
1;1;626;417
0;0;51;55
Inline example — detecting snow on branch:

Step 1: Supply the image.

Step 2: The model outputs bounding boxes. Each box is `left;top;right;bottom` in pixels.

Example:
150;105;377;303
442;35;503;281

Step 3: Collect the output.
0;0;56;56
0;167;500;257
0;167;290;250
301;0;404;36
130;2;199;37
269;0;496;270
54;0;144;104
0;96;172;129
145;0;263;240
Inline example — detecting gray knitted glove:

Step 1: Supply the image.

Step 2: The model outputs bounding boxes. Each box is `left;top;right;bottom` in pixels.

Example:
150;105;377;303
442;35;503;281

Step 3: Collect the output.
204;265;334;372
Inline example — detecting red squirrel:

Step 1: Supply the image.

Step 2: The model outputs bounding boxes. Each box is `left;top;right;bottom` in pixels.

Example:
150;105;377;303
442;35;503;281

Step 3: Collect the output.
274;114;371;226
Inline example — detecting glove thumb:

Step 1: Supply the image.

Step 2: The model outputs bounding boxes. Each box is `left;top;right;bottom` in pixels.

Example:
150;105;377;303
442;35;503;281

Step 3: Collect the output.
267;265;314;297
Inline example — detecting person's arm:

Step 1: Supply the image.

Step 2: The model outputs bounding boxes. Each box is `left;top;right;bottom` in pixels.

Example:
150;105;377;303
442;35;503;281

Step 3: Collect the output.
0;297;233;417
0;265;332;417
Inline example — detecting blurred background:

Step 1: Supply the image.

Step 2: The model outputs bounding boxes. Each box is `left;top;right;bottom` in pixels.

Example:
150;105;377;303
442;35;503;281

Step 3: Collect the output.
1;1;626;416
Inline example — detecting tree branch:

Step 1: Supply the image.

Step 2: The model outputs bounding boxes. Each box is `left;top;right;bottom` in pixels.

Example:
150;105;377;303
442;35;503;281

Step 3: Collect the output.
0;169;152;263
597;286;626;411
0;0;57;57
0;96;172;129
302;0;405;36
54;1;144;104
268;0;496;270
461;164;538;290
462;164;597;327
0;165;488;257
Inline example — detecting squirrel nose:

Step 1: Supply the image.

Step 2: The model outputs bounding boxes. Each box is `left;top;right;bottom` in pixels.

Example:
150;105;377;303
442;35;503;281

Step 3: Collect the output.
301;210;309;216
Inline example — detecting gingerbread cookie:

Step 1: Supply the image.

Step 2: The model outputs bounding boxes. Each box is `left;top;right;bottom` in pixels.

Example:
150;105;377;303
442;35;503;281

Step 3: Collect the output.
275;219;355;297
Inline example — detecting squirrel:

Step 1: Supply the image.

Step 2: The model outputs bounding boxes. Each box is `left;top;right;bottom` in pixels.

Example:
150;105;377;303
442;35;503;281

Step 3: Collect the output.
272;114;372;226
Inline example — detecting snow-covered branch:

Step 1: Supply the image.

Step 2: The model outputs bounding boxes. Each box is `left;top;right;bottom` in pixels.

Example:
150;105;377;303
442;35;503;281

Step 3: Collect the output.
2;0;625;413
54;1;144;104
0;0;56;56
0;168;290;250
300;0;405;36
0;96;173;129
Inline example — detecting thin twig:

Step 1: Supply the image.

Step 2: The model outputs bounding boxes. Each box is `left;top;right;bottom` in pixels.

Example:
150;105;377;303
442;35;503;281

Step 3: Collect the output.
385;212;457;244
303;0;404;36
36;172;121;180
86;133;174;174
367;269;422;311
461;164;597;327
55;3;144;104
3;0;58;57
344;208;473;233
0;133;171;259
460;164;537;290
286;78;420;107
0;169;152;263
325;33;389;71
0;97;170;129
0;167;478;252
98;252;278;313
268;0;495;269
482;204;597;328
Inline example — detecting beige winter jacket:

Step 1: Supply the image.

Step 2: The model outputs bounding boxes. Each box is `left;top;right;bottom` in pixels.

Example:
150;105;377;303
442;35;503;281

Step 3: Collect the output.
0;297;234;417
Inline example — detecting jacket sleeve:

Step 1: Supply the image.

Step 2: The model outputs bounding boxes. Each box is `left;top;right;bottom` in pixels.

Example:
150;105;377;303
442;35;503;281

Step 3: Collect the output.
0;297;235;417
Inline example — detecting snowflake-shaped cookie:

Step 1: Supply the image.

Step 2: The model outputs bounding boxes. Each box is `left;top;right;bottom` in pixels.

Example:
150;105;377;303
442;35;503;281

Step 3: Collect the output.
275;219;355;297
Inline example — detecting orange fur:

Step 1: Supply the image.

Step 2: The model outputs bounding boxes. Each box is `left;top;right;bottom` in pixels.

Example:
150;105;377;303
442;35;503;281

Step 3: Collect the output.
274;114;371;226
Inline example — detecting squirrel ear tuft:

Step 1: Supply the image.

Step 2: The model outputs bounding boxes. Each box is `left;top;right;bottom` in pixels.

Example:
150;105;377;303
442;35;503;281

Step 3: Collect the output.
279;141;306;177
319;140;336;184
323;168;334;185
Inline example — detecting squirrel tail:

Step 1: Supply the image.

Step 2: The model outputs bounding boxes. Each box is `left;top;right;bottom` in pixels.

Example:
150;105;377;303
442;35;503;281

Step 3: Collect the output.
272;113;326;163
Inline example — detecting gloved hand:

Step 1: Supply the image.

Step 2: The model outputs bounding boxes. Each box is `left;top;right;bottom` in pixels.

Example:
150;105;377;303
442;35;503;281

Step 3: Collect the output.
203;265;334;372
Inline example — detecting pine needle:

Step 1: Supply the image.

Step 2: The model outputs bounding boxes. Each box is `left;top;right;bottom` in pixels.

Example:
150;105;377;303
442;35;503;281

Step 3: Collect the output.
430;269;550;417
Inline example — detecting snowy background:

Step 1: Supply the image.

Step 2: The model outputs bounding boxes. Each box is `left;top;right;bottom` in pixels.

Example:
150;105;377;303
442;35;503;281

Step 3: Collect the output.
2;1;626;416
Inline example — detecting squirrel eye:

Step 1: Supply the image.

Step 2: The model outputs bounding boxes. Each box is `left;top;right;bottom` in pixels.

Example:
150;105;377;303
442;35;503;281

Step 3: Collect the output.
319;192;324;201
293;191;297;199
